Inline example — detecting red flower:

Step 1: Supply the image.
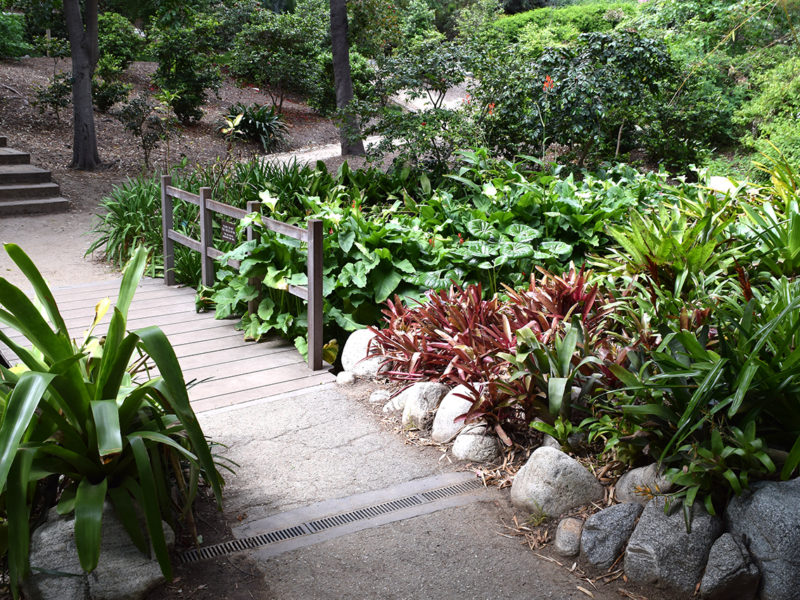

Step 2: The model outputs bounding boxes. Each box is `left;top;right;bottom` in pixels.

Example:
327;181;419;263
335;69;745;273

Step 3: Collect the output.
487;103;495;116
429;237;434;245
543;75;554;92
458;233;464;244
421;121;427;126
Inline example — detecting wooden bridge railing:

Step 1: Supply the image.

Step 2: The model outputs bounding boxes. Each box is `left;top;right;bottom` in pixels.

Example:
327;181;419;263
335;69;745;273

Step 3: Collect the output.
160;175;324;371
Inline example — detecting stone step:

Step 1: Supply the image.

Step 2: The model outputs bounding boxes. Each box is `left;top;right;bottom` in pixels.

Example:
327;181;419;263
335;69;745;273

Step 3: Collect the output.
0;197;70;216
0;147;31;165
0;136;6;147
0;182;61;200
0;165;52;185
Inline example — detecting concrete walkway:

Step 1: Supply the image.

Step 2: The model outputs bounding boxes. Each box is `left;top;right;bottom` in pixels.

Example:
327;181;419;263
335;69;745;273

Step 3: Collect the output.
197;386;626;599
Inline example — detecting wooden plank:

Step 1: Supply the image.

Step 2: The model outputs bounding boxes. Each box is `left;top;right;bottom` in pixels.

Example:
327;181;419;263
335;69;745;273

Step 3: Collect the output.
162;174;176;285
199;188;215;287
206;198;247;220
175;339;292;370
262;216;308;241
188;360;311;401
191;376;335;412
189;362;336;402
168;230;202;252
180;348;303;380
165;185;200;205
307;218;323;371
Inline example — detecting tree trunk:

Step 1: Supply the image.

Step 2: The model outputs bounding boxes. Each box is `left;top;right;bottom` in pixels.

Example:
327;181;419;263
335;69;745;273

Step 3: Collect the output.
330;0;364;156
64;0;101;170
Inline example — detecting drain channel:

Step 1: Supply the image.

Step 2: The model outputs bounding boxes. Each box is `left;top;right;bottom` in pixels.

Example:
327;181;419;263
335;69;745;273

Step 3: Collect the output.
180;478;484;564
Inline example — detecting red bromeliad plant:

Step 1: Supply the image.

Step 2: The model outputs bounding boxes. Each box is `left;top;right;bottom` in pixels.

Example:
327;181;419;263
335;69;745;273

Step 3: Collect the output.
369;266;623;431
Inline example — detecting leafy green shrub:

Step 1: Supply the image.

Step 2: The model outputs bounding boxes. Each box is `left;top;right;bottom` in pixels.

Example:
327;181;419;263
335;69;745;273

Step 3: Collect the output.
87;169;200;283
113;94;176;168
474;31;673;165
0;12;31;58
0;245;223;596
307;50;375;116
92;55;132;113
226;102;287;153
736;57;800;170
493;1;638;41
150;9;222;123
32;72;72;123
98;11;143;70
229;0;327;112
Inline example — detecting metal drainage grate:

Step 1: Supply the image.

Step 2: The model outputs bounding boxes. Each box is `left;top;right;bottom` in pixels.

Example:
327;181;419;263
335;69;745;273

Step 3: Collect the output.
180;478;484;564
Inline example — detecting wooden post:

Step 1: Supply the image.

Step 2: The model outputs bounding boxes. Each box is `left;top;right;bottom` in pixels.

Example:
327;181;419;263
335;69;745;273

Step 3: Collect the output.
199;187;215;287
161;174;175;286
246;200;261;316
307;219;324;371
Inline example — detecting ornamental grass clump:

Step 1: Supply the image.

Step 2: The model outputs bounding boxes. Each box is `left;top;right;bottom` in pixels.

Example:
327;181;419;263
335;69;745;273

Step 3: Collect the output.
0;245;224;598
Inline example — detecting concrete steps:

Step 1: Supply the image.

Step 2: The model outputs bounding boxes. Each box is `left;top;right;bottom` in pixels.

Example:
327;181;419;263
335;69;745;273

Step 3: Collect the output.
0;136;69;216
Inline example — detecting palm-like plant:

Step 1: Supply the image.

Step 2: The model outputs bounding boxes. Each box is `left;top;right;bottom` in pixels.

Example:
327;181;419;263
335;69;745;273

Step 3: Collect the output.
0;244;223;597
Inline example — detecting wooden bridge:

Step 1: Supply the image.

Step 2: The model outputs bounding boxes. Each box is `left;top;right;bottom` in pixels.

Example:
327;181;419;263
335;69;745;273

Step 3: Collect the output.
0;277;334;413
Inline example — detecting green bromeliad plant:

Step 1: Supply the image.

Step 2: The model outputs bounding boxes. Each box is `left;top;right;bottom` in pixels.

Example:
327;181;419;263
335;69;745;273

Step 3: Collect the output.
0;245;223;597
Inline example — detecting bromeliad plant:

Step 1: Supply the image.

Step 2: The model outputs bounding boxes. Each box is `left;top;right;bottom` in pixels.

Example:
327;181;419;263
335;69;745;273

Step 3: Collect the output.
0;245;223;597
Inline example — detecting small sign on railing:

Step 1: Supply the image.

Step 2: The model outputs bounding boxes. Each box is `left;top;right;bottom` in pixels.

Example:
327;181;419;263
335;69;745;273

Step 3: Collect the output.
220;220;238;243
160;175;325;371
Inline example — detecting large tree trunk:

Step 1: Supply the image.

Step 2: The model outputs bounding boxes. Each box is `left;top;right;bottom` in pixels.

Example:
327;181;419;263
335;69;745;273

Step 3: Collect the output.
64;0;101;170
330;0;364;156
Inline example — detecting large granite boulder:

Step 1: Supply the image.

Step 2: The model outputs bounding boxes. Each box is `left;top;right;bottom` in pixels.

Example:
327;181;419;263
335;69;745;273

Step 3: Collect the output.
430;385;474;443
726;478;800;600
451;423;500;462
624;497;722;595
510;447;604;518
554;517;583;557
699;532;760;600
25;505;174;600
341;329;385;378
615;463;672;505
401;382;450;429
581;503;643;570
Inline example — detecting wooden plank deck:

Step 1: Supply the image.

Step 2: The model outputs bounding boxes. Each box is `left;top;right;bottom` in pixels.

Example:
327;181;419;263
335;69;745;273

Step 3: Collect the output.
0;278;335;412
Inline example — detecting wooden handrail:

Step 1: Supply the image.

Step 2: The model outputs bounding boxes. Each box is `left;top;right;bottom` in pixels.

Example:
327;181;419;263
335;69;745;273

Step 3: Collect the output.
160;175;325;371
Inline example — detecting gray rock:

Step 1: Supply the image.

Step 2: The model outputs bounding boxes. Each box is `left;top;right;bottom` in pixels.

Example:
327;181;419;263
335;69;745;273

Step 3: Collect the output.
430;385;475;443
369;389;391;404
510;447;604;518
336;370;356;385
624;497;722;594
615;463;673;505
554;517;583;557
580;503;643;570
26;505;174;600
341;329;385;378
699;533;759;600
451;423;500;462
726;478;800;600
401;383;450;429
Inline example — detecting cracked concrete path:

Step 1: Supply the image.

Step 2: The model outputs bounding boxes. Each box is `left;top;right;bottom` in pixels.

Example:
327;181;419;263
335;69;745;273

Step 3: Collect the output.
197;385;627;600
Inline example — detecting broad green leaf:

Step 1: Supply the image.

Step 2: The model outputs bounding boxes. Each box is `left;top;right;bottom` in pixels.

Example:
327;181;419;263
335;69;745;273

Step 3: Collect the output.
75;478;108;572
91;400;123;458
466;219;494;240
0;372;55;490
540;240;573;257
135;326;222;505
108;482;148;555
116;246;148;320
4;243;68;335
7;449;34;596
547;377;569;417
374;267;403;303
129;437;171;579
